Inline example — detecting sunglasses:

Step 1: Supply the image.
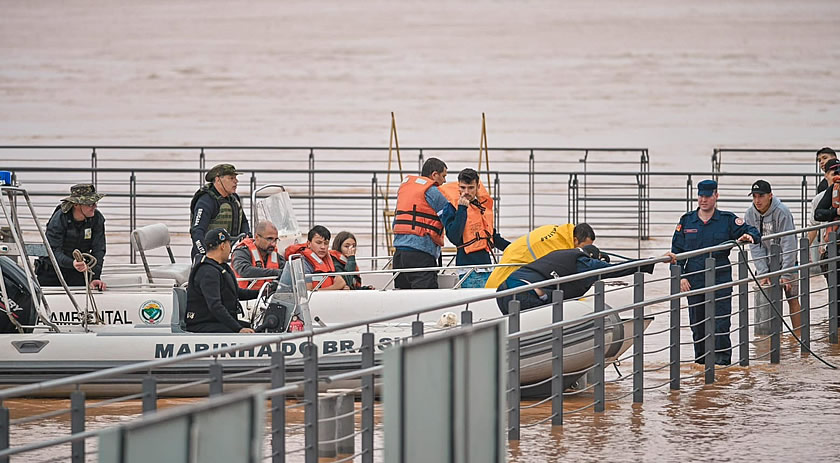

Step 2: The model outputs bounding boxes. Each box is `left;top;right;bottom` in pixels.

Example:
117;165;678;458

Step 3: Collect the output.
257;234;278;243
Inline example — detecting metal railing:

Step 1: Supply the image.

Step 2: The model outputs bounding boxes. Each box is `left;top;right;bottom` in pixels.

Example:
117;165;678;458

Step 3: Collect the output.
1;219;839;462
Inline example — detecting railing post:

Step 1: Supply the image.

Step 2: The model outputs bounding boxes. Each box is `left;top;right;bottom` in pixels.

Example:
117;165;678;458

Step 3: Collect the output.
769;244;782;364
199;148;206;185
633;271;644;403
361;333;374;463
738;248;750;367
685;176;694;214
799;237;811;356
304;341;319;463
250;171;257;229
829;231;838;344
669;264;681;390
461;309;472;326
142;375;157;414
0;403;8;463
506;299;520;441
308;149;315;228
371;173;378;261
551;290;564;426
593;280;605;412
417;150;424;174
412;320;424;339
704;257;715;383
70;389;85;463
271;345;286;463
209;362;223;396
90;147;97;187
528;150;534;230
129;171;137;264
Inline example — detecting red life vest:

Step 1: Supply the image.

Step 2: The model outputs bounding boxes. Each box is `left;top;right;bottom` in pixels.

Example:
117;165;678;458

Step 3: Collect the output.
233;237;281;290
283;243;336;289
824;183;840;243
437;181;495;254
393;175;445;247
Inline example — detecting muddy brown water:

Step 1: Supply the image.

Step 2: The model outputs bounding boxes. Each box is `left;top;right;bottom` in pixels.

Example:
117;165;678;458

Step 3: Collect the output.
3;0;840;461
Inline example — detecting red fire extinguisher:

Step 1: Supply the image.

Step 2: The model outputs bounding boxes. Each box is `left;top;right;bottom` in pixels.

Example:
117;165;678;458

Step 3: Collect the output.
288;316;304;332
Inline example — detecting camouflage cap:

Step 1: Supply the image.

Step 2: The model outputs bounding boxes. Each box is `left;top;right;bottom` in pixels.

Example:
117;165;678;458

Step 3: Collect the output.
62;183;105;205
205;164;242;182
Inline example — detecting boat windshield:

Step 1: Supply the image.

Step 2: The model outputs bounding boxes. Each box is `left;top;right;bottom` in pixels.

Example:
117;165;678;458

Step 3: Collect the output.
255;191;301;238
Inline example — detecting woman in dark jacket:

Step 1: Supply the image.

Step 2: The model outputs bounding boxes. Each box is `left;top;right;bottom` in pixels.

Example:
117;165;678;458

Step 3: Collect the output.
330;231;373;290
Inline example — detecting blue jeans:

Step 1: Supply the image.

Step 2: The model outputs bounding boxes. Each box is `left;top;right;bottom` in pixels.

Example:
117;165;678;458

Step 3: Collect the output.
459;272;490;288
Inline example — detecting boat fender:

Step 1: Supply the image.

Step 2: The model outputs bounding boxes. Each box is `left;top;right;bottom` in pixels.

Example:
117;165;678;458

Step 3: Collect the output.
436;312;458;328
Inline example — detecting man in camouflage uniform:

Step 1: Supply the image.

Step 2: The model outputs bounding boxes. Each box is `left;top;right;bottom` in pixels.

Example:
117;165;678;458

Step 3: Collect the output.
190;163;250;257
36;184;107;290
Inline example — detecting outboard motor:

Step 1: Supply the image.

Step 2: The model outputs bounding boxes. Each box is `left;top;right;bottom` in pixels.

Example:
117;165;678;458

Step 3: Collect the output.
254;292;296;333
0;256;40;333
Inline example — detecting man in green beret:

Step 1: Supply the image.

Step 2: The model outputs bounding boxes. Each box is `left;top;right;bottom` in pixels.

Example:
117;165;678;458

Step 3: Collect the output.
189;164;251;257
36;184;107;290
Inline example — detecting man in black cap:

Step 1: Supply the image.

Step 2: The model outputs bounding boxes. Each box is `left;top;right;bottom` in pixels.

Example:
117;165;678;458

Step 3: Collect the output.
36;184;107;290
185;228;258;333
495;244;676;313
671;179;761;365
190;163;250;257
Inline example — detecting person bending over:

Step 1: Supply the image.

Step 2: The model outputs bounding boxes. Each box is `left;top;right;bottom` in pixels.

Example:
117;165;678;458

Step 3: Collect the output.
495;244;675;313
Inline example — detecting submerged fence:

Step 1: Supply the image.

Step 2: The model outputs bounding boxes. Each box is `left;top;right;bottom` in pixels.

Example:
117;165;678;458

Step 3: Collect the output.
0;145;830;267
1;219;839;462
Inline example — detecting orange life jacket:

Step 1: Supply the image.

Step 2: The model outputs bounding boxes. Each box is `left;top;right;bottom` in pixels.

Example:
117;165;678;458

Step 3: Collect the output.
233;237;281;290
824;183;840;243
393;175;445;247
283;243;336;289
437;181;495;254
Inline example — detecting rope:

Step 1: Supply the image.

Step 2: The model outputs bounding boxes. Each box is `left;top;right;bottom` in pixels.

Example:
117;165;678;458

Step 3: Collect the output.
730;240;837;369
72;249;103;325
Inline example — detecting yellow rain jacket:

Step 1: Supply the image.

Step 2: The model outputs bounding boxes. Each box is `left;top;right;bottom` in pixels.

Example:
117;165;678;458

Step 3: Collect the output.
485;224;576;288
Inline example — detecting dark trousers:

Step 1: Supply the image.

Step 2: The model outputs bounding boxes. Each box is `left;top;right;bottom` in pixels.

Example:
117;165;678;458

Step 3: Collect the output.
496;281;547;314
36;266;87;287
393;249;438;289
187;320;251;333
687;289;732;365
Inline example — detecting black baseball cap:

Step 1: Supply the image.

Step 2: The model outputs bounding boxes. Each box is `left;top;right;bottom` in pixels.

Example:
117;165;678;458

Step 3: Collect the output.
825;158;840;173
748;180;772;195
581;244;601;260
203;228;245;249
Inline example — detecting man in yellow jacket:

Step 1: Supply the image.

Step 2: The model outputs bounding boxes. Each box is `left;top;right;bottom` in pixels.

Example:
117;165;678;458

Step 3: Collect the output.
485;223;595;288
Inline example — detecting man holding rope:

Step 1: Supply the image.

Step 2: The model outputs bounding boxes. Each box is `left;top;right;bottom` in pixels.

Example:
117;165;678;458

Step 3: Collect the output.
35;184;107;290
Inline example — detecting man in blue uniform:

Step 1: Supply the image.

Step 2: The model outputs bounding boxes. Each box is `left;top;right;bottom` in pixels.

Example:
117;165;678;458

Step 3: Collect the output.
671;179;761;365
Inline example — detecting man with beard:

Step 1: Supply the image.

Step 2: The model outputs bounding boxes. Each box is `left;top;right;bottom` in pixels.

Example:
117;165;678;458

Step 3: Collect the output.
231;221;285;290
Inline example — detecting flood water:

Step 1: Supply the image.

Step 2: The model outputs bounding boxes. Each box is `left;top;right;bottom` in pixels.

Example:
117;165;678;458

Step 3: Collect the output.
3;0;840;461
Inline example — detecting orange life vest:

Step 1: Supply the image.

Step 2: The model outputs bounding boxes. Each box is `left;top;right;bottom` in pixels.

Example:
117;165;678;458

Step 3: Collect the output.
233;237;281;290
437;181;495;254
393;175;445;247
824;183;840;243
283;243;336;289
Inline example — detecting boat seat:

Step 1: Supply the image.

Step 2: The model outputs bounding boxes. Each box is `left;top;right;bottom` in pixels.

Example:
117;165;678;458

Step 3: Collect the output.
132;224;190;285
171;286;188;332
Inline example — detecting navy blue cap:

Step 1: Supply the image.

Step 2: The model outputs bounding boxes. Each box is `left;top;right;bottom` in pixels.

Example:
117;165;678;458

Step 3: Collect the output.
697;179;717;197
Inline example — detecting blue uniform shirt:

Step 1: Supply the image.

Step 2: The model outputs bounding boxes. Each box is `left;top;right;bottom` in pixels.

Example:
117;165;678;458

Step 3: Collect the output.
670;209;761;286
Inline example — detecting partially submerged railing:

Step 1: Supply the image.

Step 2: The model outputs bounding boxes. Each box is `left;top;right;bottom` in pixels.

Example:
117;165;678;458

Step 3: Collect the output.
1;219;839;462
